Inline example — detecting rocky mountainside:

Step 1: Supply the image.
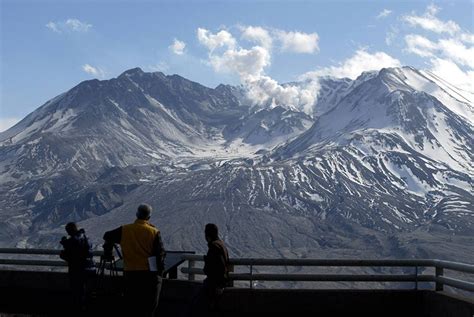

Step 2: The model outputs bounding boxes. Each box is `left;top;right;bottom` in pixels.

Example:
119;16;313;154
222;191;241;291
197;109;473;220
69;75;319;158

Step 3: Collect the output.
0;66;472;265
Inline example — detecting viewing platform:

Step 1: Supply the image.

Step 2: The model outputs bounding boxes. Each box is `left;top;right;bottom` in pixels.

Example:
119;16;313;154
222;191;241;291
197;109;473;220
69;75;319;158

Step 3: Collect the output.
0;248;473;316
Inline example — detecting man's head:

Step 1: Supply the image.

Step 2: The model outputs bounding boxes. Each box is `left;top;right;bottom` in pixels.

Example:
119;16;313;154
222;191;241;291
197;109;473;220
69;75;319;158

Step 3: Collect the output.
65;222;78;236
205;223;219;242
136;203;152;220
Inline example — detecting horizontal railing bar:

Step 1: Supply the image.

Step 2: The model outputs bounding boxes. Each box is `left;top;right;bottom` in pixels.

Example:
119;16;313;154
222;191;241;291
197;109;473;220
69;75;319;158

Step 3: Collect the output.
435;276;474;292
0;259;67;267
180;267;435;282
2;253;472;292
230;259;435;267
433;260;474;274
0;248;192;257
0;248;62;255
3;251;471;272
181;254;204;261
231;274;434;282
180;255;435;267
181;267;204;275
0;248;103;256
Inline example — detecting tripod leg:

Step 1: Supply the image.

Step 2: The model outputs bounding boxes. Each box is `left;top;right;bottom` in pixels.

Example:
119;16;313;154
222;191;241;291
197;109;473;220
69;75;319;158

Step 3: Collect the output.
96;259;107;290
111;262;117;277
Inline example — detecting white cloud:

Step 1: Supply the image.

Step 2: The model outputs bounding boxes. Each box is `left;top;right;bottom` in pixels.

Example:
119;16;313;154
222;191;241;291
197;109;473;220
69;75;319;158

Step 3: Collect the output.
241;26;273;49
405;34;474;93
198;28;270;79
197;28;236;51
197;27;320;114
0;118;20;132
45;21;60;33
400;4;474;93
82;64;105;78
402;4;473;45
437;39;474;69
385;27;398;46
46;18;92;33
240;26;320;53
245;76;320;114
276;30;319;54
404;34;437;57
405;35;474;68
426;3;440;16
208;46;270;78
429;58;474;93
65;19;92;32
169;39;186;55
377;9;392;19
302;49;401;80
402;6;460;35
459;32;474;44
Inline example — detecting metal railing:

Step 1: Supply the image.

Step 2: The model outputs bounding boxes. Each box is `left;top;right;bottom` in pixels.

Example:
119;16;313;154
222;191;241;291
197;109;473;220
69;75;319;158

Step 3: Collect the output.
0;248;193;278
179;254;474;293
0;248;104;267
1;248;473;293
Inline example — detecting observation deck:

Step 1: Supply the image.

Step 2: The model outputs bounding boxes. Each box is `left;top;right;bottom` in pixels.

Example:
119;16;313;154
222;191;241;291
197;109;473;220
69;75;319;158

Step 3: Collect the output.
0;248;472;316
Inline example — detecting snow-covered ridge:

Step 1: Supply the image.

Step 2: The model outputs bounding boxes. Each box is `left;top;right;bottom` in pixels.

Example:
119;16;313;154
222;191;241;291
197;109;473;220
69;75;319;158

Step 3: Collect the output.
389;67;473;123
276;67;473;172
0;66;472;259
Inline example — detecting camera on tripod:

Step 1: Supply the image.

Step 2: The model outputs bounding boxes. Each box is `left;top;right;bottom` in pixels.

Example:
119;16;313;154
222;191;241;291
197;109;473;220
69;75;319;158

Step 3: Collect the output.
97;243;122;279
102;242;116;261
93;243;123;294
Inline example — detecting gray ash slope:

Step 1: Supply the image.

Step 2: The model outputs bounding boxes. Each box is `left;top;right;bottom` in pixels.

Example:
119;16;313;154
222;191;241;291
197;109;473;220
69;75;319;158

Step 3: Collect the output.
0;66;473;264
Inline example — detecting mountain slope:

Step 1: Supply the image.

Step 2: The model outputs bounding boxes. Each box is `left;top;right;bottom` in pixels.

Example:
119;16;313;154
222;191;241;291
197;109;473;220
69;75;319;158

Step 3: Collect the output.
277;67;473;172
0;66;472;265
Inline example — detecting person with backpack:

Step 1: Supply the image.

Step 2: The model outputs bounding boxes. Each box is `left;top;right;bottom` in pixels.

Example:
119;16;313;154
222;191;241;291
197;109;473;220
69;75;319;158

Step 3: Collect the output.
103;203;166;317
59;222;95;312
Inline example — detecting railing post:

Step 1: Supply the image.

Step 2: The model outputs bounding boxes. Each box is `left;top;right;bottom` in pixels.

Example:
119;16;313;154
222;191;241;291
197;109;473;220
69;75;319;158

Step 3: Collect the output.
188;259;195;281
414;266;418;290
249;264;253;289
228;264;234;287
435;266;444;291
168;266;178;279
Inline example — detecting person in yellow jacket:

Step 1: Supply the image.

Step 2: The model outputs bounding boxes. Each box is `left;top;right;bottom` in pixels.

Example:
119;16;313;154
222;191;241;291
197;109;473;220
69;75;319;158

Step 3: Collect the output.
103;204;165;316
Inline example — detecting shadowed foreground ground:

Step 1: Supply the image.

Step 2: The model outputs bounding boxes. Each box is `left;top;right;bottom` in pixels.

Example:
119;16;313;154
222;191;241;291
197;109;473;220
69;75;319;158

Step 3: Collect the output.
0;270;473;317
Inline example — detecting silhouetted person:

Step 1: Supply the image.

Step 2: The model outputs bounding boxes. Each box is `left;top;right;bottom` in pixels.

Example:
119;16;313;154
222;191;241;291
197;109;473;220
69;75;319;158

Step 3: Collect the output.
191;223;230;316
203;223;230;293
59;222;94;312
103;204;165;317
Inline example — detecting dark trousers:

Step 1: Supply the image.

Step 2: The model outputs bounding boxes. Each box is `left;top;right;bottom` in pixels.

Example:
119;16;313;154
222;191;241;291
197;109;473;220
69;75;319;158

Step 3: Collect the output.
124;271;162;317
68;270;88;312
189;279;224;317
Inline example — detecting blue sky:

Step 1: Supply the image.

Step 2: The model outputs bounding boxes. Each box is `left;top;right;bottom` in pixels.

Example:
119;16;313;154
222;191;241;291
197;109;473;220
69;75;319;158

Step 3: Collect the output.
1;0;473;131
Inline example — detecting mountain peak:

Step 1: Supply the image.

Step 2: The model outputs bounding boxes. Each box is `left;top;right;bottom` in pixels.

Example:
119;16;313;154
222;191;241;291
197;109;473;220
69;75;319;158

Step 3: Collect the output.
119;67;145;78
1;63;473;259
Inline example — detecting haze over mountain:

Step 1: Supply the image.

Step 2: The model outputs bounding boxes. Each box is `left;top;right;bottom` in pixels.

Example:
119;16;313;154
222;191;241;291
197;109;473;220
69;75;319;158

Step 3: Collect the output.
0;66;472;265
